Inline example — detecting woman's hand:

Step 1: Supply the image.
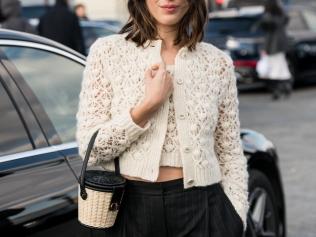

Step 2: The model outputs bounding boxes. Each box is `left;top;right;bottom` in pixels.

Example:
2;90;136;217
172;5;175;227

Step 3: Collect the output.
130;62;173;128
143;62;174;110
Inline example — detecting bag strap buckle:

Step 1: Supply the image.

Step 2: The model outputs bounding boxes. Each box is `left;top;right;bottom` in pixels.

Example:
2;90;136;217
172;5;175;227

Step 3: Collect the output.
109;187;125;211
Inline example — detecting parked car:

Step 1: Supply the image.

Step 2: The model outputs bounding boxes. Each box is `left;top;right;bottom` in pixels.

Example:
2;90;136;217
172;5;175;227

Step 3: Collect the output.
21;5;120;55
21;4;52;27
204;5;316;88
286;5;316;84
21;4;52;19
0;29;286;237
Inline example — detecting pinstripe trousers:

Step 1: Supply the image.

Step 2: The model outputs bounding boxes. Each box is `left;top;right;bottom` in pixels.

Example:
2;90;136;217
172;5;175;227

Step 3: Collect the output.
102;178;244;237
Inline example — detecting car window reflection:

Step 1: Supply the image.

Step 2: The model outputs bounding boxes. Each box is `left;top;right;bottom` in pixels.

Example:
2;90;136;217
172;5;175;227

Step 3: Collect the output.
1;46;84;143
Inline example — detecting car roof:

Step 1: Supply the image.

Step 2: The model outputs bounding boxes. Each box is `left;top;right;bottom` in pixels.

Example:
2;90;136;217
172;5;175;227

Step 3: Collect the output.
0;29;85;60
80;20;120;32
21;0;54;7
209;6;264;19
209;4;316;19
286;4;316;12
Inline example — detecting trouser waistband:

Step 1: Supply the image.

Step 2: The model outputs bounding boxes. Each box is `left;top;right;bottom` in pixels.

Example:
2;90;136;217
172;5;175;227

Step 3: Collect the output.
125;178;221;196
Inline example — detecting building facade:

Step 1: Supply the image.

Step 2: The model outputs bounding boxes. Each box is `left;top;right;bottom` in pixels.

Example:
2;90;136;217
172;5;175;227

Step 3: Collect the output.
74;0;129;22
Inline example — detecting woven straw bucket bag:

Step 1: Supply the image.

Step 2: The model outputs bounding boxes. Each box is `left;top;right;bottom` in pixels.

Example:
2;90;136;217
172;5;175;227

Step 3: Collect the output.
65;129;126;229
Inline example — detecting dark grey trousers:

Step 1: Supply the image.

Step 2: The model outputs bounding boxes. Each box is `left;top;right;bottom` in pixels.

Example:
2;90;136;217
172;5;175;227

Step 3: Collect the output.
101;178;244;237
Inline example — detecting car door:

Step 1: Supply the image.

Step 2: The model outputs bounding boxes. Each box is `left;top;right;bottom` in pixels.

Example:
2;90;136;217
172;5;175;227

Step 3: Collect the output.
0;43;91;237
299;9;316;78
287;9;316;80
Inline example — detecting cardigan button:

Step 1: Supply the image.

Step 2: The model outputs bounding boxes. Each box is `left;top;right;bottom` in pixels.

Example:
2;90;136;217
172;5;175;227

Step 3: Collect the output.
179;114;185;120
180;50;187;58
199;159;209;166
176;78;183;85
184;147;191;153
187;179;194;185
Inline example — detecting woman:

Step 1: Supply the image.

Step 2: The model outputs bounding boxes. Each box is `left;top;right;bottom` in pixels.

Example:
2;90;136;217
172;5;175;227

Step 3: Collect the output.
258;0;293;100
38;0;86;55
76;0;249;236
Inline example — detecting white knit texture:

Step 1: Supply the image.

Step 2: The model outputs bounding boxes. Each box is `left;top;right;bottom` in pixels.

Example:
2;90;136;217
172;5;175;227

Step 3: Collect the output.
75;33;249;231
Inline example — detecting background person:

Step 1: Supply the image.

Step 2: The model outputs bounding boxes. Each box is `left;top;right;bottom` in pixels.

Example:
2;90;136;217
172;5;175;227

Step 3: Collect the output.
0;0;37;34
74;3;89;20
258;0;293;100
38;0;85;55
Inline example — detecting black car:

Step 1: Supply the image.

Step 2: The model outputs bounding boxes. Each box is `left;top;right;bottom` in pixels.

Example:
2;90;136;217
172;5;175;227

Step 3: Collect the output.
205;5;316;88
286;6;316;83
0;29;286;237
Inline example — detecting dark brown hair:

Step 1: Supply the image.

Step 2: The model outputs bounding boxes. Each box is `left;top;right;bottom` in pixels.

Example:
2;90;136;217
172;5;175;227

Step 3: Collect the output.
119;0;208;51
74;3;85;11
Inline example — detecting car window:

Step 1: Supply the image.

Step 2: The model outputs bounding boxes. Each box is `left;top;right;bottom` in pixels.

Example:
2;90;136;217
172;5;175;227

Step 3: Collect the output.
1;46;84;144
287;10;308;31
21;6;51;19
302;10;316;32
207;16;263;35
0;80;33;156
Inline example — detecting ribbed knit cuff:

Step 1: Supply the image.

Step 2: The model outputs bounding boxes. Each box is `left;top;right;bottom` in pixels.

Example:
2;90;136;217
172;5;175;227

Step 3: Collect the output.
87;107;151;163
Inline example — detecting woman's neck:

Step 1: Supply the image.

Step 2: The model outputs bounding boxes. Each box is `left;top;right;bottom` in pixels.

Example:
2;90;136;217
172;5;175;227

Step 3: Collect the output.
157;24;182;65
157;25;180;51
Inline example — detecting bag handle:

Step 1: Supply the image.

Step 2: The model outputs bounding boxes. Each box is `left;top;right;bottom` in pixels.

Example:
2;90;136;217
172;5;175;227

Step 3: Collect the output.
63;129;120;199
80;129;120;181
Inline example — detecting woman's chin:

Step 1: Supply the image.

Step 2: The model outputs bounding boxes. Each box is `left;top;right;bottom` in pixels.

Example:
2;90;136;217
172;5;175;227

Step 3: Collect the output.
156;17;181;27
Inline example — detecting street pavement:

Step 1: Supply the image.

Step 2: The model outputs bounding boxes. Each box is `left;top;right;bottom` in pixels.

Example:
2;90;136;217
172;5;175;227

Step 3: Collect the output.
239;84;316;237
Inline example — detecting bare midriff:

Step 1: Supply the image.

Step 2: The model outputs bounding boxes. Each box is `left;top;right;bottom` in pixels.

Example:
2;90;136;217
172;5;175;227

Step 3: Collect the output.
122;166;183;182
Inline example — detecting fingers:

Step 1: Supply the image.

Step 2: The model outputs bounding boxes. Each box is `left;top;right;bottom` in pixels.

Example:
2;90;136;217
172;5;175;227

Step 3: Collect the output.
164;72;173;82
151;62;166;72
145;68;153;80
151;64;159;78
155;62;167;79
160;61;166;70
151;63;159;71
148;62;162;78
147;62;170;79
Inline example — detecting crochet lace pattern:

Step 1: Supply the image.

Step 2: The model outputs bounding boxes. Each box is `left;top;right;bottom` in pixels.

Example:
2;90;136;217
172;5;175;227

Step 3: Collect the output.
75;34;249;231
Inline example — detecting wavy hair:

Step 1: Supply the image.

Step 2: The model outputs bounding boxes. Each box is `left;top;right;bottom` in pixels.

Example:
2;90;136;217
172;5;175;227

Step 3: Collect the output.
119;0;208;51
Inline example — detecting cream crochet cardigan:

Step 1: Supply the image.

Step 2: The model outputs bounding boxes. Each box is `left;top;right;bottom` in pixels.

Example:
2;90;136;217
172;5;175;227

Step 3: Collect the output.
75;33;249;230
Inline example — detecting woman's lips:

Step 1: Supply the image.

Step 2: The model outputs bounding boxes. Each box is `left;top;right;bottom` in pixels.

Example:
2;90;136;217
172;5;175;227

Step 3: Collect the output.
160;4;179;14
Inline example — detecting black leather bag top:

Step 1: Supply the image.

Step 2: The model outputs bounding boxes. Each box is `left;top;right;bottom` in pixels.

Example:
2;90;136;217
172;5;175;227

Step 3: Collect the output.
83;170;126;192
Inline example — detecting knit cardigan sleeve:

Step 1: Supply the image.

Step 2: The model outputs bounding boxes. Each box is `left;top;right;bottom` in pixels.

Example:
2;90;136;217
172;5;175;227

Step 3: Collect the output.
75;38;151;166
214;57;249;231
